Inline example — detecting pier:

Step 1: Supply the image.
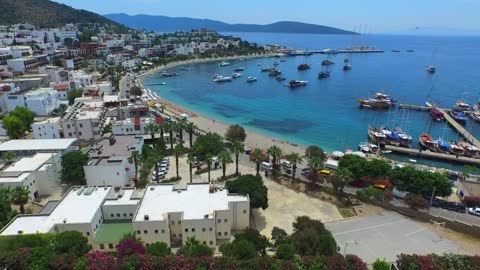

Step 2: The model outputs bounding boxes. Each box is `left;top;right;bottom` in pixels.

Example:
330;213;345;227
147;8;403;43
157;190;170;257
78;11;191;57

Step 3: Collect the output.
398;103;432;111
437;108;480;148
384;145;480;166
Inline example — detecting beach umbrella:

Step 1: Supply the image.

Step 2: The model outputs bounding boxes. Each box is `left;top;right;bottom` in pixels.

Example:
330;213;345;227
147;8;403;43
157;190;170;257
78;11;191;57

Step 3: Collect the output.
353;151;366;158
332;151;344;158
344;149;353;154
180;113;190;119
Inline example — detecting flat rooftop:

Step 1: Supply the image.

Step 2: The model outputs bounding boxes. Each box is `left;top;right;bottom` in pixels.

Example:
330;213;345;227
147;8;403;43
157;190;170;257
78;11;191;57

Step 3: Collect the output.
0;139;77;152
104;189;140;206
134;184;248;222
1;186;113;236
33;117;61;125
90;136;142;158
3;153;55;172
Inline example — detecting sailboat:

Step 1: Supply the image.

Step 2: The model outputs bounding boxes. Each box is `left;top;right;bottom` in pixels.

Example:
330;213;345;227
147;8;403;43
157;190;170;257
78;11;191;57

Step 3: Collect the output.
318;59;331;79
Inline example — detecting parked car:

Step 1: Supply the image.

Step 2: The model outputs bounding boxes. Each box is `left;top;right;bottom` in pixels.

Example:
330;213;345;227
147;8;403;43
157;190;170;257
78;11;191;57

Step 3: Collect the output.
468;207;480;216
281;160;292;169
152;172;166;181
224;141;233;149
301;168;310;176
439;201;466;213
319;169;331;176
245;148;252;155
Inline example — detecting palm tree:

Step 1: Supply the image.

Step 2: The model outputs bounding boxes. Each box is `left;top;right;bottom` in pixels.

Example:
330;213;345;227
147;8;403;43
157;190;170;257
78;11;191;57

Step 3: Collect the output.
2;152;16;165
164;122;175;149
287;153;303;182
176;120;185;144
307;156;322;187
187;153;196;183
12;186;29;214
335;168;354;194
230;141;244;176
185;122;198;148
174;144;184;179
252;148;265;176
267;145;282;169
128;150;141;187
206;153;213;182
219;150;233;179
145;123;159;141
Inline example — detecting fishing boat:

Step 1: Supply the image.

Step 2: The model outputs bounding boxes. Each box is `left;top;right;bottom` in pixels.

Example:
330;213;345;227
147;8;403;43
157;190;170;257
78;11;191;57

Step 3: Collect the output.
318;71;331;79
368;127;387;145
246;76;257;82
288;80;308;88
219;62;231;67
450;108;467;123
435;139;451;154
470;111;480;122
449;142;465;156
213;76;232;82
419;134;436;151
430;108;444;121
269;69;282;76
276;75;286;81
455;101;470;111
321;59;334;66
234;67;245;72
425;65;436;73
232;72;242;78
460;142;480;158
343;64;352;71
297;64;311;71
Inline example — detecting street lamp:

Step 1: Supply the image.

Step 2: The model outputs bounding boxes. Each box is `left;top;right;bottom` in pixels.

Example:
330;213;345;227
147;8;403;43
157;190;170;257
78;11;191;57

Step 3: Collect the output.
428;186;437;213
343;240;358;256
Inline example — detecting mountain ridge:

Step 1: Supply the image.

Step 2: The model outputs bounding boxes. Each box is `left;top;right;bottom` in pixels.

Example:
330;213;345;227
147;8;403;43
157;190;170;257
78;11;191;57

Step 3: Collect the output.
105;13;355;35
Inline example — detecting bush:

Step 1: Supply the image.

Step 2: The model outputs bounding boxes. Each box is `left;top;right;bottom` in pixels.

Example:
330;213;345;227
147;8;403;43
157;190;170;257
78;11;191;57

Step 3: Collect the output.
372;258;391;270
345;254;368;270
463;196;480;207
404;194;429;210
276;243;296;260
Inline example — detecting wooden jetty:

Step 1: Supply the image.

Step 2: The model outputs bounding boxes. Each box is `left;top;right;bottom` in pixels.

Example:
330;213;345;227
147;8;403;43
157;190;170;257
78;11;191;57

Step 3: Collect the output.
384;145;480;166
437;108;480;148
398;103;431;111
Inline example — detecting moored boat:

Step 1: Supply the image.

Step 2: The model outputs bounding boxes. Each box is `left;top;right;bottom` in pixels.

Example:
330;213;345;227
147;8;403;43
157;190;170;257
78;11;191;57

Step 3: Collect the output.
434;139;451;154
213;76;232;82
232;72;242;78
160;71;178;77
276;75;286;81
219;62;231;67
269;69;282;76
318;71;331;79
425;65;436;73
358;98;392;109
261;67;272;72
460;142;480;158
470;111;480;122
455;101;470;111
273;61;280;66
419;134;436;151
450;108;467;123
392;50;401;52
288;80;308;88
430;108;444;121
343;64;352;71
368;127;387;145
297;64;311;71
321;59;334;66
449;142;465;156
246;76;257;82
234;67;245;72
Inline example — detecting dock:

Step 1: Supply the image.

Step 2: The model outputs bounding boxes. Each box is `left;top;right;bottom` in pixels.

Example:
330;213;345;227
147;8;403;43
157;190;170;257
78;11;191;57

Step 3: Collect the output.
384;145;480;166
399;103;432;111
437;108;480;148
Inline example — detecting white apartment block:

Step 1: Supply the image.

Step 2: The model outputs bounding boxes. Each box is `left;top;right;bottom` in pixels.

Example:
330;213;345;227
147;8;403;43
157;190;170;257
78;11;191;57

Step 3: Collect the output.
61;100;106;141
7;57;39;73
0;152;61;200
0;138;78;156
5;87;60;116
112;117;155;136
0;184;250;251
84;135;144;187
69;71;92;88
32;117;62;139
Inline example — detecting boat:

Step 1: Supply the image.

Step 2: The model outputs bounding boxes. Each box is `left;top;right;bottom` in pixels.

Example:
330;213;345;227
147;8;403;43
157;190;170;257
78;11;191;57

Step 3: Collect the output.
343;64;352;71
470;111;480;122
375;93;397;103
460;142;480;158
358;98;392;109
344;58;349;63
246;76;257;82
450;108;467;123
297;64;311;71
392;50;401;52
318;71;331;79
276;75;286;81
425;65;436;73
273;61;280;66
429;108;444;121
381;127;412;147
419;134;436;151
234;67;245;72
261;67;272;72
409;159;417;163
321;60;334;66
213;76;232;82
368;127;387;145
425;101;435;108
455;101;470;111
359;142;378;153
288;80;308;88
280;59;286;62
219;62;231;67
269;69;282;76
232;72;242;78
435;139;452;154
160;72;178;77
406;49;415;52
449;142;465;156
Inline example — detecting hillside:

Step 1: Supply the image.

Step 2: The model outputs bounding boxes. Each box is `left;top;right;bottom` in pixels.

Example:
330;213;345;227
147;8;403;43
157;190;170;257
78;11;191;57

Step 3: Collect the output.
0;0;124;28
105;13;355;35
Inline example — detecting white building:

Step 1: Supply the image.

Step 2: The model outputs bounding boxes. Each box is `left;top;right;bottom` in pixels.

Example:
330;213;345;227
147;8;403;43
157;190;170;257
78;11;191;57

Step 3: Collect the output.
7;57;39;73
5;88;60;116
0;138;78;156
112;117;155;136
32;117;62;139
69;71;92;88
0;152;61;200
84;135;144;187
61;99;106;141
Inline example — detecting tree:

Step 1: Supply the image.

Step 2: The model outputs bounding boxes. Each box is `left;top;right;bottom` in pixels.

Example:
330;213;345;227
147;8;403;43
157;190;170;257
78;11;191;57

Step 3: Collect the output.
54;231;91;257
128;150;141;187
11;186;29;214
67;89;83;105
287;153;303;182
60;150;89;185
185;122;197;148
177;237;213;257
345;254;368;270
220;239;257;260
219;150;233;179
117;234;146;258
145;123;159;141
372;259;390;270
267;145;282;169
164;122;175;150
176;120;185;144
1;152;16;165
187;153;195;183
147;242;172;257
206;153;213;182
276;243;296;260
305;145;326;162
0;188;15;227
225;174;268;209
225;124;247;142
271;226;289;247
130;86;143;97
3;115;25;139
11;107;35;129
389;166;453;198
290;216;337;257
193;132;224;158
230;141;244;176
173;144;184;179
251;148;265;176
307;156;322;187
234;228;269;255
404;194;429;210
329;168;354;195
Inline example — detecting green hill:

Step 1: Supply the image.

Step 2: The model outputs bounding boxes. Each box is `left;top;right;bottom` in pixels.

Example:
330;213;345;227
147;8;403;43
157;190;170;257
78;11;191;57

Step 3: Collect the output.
0;0;124;28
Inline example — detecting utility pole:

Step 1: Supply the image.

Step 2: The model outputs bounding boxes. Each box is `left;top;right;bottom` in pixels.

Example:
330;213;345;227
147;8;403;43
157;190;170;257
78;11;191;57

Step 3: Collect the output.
428;186;437;213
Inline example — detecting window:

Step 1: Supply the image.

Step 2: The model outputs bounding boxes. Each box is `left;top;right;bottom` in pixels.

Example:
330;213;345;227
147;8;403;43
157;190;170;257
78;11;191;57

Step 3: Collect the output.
179;233;183;237
217;219;221;223
185;228;188;232
155;230;158;234
130;213;133;217
192;228;195;232
173;234;176;237
224;219;227;223
144;230;147;234
209;241;213;245
178;221;181;225
123;213;127;217
99;244;105;249
146;243;150;247
161;229;165;233
243;210;247;214
79;123;83;128
68;132;72;136
202;228;206;232
67;124;71;129
108;243;113;249
137;230;141;235
224;232;228;236
209;228;213;232
79;132;82;136
117;213;120;217
217;232;221;236
111;214;114;217
86;232;90;236
203;241;206;245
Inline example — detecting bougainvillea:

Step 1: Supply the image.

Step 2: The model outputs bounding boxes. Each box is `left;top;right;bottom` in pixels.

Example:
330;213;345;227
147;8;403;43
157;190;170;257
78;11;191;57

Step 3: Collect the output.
116;236;146;258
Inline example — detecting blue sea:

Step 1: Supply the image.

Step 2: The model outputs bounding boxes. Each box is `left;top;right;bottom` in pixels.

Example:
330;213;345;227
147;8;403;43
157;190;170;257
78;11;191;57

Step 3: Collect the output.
143;33;480;170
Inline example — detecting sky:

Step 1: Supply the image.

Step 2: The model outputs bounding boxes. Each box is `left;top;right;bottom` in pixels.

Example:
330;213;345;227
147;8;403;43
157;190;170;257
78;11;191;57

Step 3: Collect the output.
53;0;480;34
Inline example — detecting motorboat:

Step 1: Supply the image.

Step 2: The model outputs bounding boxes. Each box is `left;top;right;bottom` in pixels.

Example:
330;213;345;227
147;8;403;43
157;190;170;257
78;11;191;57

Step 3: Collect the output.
276;75;286;81
430;108;444;121
232;72;242;78
234;67;245;72
425;65;436;73
406;49;415;52
435;139;452;154
419;134;436;151
288;80;308;88
321;60;334;66
318;71;331;79
460;142;480;158
343;64;352;71
280;59;286;62
450;108;467;123
246;76;257;82
160;71;178;77
358;98;392;109
344;58;350;63
359;142;378;154
392;50;401;52
261;67;272;72
219;62;231;67
455;101;470;111
297;64;311;71
470;111;480;122
374;93;397;103
213;76;232;82
269;69;282;76
368;127;387;145
449;142;465;156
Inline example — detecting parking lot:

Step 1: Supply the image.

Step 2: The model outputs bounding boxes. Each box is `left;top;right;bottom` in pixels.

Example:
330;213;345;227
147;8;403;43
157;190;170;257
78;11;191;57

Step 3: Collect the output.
326;211;469;264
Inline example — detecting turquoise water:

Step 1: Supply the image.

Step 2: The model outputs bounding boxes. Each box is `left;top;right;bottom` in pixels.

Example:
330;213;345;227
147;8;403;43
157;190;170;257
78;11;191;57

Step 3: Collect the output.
144;33;480;170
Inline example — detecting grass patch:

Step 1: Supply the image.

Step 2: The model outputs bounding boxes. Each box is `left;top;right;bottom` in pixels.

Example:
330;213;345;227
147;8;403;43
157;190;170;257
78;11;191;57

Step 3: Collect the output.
338;207;357;218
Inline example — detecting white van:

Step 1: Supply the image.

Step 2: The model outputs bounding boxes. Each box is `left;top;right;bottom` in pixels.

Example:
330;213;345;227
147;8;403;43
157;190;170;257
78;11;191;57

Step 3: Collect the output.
261;162;273;171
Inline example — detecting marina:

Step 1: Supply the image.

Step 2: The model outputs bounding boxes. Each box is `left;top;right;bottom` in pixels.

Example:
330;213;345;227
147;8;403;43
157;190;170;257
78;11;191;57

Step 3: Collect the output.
384;145;480;166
